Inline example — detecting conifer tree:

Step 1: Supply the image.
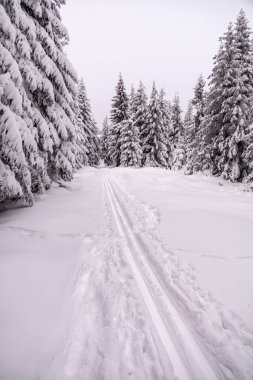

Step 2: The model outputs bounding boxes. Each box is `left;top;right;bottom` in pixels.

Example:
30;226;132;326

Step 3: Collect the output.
142;83;168;167
100;117;110;165
221;10;253;182
200;12;253;182
20;0;77;181
108;74;129;166
185;75;206;174
170;94;186;169
129;85;136;113
184;101;194;174
132;81;148;152
0;72;33;204
120;116;142;167
74;90;89;168
77;79;100;167
0;0;79;205
159;89;172;168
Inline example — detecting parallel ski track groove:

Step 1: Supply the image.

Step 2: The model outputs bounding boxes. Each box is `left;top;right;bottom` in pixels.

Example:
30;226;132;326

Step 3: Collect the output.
104;175;219;380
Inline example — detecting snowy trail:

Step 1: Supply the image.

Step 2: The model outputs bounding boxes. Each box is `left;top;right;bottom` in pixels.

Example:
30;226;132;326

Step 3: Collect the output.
104;175;219;380
1;168;253;380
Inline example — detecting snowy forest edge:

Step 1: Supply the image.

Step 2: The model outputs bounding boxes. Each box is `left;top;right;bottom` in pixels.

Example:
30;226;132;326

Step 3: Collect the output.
1;2;253;208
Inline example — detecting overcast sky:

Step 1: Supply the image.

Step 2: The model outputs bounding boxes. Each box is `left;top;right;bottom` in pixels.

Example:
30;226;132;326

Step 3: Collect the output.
61;0;253;127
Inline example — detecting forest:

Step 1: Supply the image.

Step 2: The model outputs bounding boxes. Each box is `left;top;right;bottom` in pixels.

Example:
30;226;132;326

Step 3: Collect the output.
0;2;252;206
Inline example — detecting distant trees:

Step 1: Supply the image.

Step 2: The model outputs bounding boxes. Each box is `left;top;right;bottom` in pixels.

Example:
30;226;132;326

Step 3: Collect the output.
105;76;173;168
102;9;253;189
1;3;253;207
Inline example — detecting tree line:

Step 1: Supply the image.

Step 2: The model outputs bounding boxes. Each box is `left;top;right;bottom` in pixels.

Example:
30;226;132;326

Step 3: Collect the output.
101;9;253;186
0;4;252;207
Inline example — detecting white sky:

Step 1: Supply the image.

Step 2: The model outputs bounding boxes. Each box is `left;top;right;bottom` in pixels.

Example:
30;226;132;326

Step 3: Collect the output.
61;0;253;126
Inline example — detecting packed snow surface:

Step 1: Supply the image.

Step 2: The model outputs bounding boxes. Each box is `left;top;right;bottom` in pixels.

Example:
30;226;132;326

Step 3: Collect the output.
0;167;253;380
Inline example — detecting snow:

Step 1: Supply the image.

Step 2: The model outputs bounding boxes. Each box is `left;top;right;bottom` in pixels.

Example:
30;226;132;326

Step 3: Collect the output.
1;167;253;380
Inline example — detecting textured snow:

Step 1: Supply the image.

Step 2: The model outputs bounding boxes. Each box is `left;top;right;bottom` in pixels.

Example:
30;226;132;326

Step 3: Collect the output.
0;167;253;380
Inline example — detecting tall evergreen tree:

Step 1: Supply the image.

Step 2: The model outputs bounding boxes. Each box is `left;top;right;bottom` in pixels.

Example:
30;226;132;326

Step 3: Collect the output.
129;85;135;113
77;79;100;167
119;116;142;167
221;10;253;182
132;81;148;151
200;12;253;182
159;89;172;168
142;83;168;167
0;0;79;205
198;26;235;175
170;94;186;169
185;75;206;174
108;74;129;166
100;117;110;165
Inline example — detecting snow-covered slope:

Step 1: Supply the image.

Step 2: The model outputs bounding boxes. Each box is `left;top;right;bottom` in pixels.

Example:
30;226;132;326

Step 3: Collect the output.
0;168;253;380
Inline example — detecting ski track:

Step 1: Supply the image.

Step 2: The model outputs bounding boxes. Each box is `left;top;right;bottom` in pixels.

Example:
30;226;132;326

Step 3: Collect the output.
109;173;253;380
29;170;253;380
105;175;219;380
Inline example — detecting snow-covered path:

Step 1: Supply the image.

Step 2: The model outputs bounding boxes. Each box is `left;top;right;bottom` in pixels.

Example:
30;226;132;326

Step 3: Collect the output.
105;175;218;380
1;168;253;380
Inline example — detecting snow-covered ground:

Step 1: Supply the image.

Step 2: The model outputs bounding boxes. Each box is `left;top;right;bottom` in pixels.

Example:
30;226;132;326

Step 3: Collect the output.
1;167;253;380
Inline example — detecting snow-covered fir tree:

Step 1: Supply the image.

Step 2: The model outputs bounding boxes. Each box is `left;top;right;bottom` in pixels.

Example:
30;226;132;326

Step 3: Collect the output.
119;116;142;167
170;94;186;169
200;12;253;183
184;101;194;129
129;85;136;113
142;82;168;168
222;10;253;182
197;37;228;175
0;71;33;204
159;89;172;168
185;75;206;174
0;0;80;205
77;79;100;167
100;116;110;165
132;81;148;152
74;89;89;169
108;74;129;166
20;0;77;182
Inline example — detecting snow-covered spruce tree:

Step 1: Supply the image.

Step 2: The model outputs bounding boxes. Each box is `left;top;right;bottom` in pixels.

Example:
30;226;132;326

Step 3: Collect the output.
185;75;206;174
142;82;168;167
221;10;253;182
129;85;135;113
0;72;32;204
184;101;194;174
132;81;148;153
77;79;100;167
184;101;194;129
89;116;100;166
197;26;234;176
159;89;173;168
201;13;253;182
0;4;44;204
74;89;89;169
119;113;142;167
5;0;78;182
170;94;186;169
108;74;129;166
100;116;111;165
